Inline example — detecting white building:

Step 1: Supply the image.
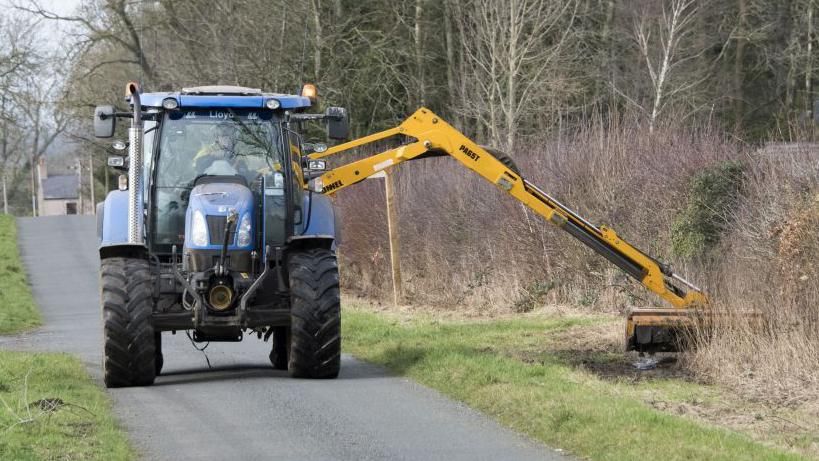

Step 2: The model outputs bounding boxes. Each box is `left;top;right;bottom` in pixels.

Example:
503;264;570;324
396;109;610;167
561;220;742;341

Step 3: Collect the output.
37;159;85;216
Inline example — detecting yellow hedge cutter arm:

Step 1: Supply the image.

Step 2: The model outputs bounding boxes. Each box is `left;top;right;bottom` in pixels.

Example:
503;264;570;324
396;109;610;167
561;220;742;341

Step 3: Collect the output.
307;108;708;351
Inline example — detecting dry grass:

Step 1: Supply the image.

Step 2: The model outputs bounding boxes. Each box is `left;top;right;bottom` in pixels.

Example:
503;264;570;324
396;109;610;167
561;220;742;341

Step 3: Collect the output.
686;142;819;410
334;114;819;414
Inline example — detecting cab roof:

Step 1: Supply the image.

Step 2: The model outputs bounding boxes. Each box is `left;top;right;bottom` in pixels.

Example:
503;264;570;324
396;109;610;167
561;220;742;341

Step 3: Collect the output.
135;85;312;110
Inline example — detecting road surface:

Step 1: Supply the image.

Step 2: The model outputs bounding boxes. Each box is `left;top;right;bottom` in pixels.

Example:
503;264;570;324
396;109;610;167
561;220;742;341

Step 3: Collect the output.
1;215;566;461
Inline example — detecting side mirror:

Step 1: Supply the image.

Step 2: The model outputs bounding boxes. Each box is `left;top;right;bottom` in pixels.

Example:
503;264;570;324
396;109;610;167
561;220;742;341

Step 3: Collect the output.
325;106;349;140
94;105;116;138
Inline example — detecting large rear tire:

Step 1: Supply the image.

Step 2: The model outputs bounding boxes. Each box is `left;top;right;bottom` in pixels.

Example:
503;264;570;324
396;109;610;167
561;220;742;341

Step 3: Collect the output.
287;248;341;379
101;257;156;388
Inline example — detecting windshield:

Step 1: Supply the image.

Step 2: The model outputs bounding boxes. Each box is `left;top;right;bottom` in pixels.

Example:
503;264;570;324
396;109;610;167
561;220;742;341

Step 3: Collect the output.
157;109;283;186
150;109;284;249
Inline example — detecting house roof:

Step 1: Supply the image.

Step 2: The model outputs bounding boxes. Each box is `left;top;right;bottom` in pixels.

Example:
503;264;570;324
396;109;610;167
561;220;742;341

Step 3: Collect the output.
42;175;79;200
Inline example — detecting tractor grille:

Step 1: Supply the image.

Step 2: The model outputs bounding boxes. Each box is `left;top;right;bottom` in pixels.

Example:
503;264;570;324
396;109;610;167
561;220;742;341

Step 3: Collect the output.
206;215;236;245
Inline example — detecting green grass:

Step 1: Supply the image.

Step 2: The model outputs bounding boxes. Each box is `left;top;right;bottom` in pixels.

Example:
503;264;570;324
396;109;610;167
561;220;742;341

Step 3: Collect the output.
342;307;806;461
0;350;134;460
0;216;133;459
0;215;41;334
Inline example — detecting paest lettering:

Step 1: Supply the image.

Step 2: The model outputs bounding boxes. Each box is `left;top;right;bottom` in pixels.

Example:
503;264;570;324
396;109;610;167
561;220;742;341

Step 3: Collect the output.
459;144;480;161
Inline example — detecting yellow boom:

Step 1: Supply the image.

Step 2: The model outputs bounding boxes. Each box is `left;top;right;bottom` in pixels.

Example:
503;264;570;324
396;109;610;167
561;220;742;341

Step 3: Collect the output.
307;108;708;351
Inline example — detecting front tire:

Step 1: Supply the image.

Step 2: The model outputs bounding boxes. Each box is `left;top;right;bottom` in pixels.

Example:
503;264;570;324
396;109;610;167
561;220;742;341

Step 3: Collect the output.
287;248;341;379
101;257;156;388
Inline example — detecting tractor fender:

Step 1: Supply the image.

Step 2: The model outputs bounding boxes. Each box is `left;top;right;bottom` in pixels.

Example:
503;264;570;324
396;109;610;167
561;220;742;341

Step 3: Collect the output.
290;193;340;250
98;190;145;259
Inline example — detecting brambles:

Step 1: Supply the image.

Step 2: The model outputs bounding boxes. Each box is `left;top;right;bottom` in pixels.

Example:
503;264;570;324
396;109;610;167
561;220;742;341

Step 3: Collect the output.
671;161;745;259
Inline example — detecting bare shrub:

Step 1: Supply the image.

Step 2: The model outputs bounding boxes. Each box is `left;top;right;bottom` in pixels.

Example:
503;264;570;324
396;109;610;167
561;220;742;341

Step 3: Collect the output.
687;142;819;406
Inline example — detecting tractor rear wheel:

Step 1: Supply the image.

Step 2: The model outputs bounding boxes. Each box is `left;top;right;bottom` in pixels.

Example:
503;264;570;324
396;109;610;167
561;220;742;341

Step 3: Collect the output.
101;257;156;388
481;146;521;176
287;248;341;379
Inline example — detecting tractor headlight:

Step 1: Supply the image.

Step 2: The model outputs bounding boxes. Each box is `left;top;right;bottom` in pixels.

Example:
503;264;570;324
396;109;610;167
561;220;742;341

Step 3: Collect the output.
191;210;209;247
236;213;252;247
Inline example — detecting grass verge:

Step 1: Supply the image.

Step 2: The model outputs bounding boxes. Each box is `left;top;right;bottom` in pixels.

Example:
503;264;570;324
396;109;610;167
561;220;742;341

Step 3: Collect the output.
342;304;809;461
0;215;41;334
0;350;133;460
0;216;133;459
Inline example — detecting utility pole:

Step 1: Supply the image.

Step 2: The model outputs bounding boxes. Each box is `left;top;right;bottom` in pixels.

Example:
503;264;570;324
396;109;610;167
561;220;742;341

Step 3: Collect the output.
2;175;7;214
30;106;41;217
77;158;83;215
1;96;7;215
30;152;37;217
88;153;95;212
384;168;402;307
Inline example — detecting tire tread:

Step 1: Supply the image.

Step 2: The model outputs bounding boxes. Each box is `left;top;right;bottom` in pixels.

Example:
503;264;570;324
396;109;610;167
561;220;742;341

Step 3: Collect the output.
101;257;156;387
287;248;341;379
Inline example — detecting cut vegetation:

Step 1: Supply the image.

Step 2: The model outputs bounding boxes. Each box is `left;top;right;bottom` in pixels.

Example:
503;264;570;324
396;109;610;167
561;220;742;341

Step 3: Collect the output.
0;215;40;334
343;301;815;460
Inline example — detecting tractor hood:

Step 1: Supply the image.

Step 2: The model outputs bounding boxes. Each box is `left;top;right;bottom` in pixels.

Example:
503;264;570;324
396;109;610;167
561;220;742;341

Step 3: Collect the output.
184;178;255;251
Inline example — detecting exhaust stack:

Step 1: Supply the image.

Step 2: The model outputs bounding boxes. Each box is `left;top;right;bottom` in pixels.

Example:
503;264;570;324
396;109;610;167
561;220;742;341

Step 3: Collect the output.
126;81;144;244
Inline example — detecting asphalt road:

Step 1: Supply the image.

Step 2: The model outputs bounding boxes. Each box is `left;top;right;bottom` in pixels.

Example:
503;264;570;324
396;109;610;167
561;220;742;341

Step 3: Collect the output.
2;215;567;461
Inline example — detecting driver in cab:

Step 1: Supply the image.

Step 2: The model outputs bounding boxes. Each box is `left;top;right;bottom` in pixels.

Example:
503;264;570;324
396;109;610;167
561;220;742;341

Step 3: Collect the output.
193;125;248;177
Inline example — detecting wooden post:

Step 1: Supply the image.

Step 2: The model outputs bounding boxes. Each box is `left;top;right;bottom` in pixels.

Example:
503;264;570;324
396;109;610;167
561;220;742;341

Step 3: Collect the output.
384;168;402;307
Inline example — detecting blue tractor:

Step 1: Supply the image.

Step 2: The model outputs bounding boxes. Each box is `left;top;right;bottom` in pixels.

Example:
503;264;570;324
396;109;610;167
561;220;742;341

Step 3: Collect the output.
95;83;348;387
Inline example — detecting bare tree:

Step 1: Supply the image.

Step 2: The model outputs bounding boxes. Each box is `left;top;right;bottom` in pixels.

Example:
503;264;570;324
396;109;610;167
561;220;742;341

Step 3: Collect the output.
413;0;426;106
0;8;69;215
13;0;155;83
632;0;705;132
452;0;578;150
806;0;814;114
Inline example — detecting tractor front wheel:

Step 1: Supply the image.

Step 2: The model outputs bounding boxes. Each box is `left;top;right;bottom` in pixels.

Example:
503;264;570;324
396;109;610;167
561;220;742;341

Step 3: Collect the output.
101;257;156;388
287;248;341;379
